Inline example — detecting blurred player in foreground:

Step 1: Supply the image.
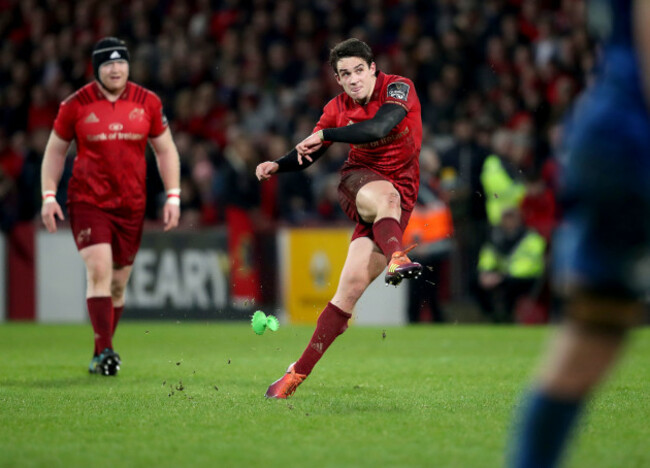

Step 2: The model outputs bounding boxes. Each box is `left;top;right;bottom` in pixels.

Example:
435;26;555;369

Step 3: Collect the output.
256;38;423;398
41;37;181;376
509;1;650;466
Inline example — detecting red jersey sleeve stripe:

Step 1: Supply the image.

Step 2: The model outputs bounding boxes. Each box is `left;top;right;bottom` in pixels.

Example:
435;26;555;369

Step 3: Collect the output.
76;89;89;106
84;88;94;104
135;87;146;105
132;86;141;104
82;88;96;105
83;88;95;104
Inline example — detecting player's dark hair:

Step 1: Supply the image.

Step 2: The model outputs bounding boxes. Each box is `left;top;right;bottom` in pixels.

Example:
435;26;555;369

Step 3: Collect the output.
329;38;374;74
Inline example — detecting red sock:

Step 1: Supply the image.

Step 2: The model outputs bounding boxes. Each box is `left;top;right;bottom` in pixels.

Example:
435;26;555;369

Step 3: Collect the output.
372;217;403;260
112;305;124;337
87;297;113;356
294;302;352;376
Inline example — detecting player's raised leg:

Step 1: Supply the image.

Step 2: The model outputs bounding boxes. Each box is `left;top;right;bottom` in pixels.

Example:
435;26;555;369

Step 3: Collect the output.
356;180;422;286
81;243;121;376
265;237;387;399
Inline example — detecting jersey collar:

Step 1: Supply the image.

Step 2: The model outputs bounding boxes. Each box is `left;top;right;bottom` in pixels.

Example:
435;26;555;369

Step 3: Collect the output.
369;71;386;103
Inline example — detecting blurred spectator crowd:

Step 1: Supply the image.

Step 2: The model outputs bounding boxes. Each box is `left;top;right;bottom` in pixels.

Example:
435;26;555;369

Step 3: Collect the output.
0;0;597;310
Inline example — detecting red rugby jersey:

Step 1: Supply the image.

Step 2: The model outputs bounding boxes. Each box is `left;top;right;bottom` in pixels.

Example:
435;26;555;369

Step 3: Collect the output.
53;81;168;211
313;71;422;212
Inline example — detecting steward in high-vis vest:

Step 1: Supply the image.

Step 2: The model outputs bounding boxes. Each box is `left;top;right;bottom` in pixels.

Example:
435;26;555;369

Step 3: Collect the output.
402;199;453;254
478;226;546;279
474;206;546;322
480;153;526;226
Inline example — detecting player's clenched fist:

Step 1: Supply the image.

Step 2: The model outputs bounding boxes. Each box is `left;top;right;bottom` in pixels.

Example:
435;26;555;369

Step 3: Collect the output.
256;161;279;181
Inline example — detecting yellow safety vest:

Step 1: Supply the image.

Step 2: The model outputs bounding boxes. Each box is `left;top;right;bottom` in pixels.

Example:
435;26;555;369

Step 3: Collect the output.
480;154;526;225
478;230;546;279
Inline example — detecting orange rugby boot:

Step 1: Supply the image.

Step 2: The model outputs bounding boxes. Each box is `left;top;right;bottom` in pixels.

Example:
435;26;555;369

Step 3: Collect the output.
385;244;423;286
265;363;307;399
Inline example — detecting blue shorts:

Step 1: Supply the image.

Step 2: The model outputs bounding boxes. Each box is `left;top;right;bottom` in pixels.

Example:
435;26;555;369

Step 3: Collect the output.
553;85;650;297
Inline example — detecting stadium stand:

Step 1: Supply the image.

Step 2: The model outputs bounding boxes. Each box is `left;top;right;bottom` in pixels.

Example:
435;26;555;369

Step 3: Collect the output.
0;0;594;320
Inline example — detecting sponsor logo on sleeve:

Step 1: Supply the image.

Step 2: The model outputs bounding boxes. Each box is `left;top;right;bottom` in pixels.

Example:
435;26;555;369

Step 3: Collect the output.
387;81;410;101
161;109;168;127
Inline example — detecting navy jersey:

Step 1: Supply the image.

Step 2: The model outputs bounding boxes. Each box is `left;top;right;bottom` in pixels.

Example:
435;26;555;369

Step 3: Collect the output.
589;0;644;104
554;0;650;297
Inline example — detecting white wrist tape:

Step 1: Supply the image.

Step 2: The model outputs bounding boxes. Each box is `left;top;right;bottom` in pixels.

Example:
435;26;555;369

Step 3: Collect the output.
165;187;181;206
42;190;56;205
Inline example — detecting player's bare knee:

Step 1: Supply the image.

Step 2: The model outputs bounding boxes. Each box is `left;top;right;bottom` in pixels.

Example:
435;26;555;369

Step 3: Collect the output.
87;263;111;286
374;188;399;207
356;204;377;223
111;281;126;302
357;183;401;221
386;189;400;205
376;190;401;218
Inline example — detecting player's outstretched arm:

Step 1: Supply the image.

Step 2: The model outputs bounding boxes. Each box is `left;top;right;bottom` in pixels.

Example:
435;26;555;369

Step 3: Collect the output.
40;131;70;233
297;104;407;156
150;128;181;232
256;146;329;182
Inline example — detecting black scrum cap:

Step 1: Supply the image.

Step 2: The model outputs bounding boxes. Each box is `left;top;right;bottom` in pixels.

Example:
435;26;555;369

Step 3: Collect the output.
92;37;130;86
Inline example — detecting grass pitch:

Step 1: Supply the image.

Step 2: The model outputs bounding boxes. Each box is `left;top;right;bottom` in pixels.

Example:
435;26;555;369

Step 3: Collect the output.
0;322;648;468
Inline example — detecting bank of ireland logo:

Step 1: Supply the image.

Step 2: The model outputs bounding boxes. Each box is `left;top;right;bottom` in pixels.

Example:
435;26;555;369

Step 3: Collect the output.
109;123;123;131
